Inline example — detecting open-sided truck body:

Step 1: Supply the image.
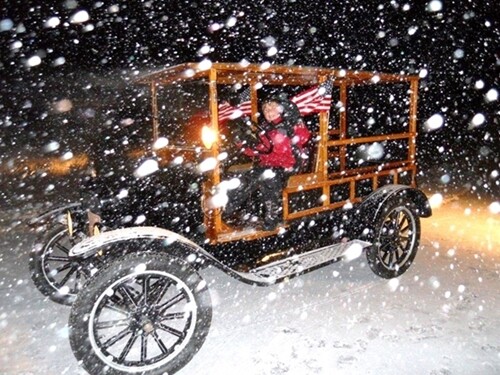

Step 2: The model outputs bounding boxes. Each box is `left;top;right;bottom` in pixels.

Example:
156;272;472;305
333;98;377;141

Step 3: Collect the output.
137;62;425;244
43;62;431;375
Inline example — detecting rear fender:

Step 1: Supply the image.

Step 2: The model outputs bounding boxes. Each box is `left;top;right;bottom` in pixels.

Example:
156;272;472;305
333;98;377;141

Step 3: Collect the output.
353;184;432;239
365;185;432;219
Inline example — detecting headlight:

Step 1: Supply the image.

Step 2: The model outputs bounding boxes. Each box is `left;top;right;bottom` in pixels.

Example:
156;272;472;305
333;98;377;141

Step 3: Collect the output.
201;125;217;149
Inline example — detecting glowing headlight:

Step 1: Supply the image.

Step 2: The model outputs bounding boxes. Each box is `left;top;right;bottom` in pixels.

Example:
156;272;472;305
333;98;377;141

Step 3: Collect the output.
201;125;217;149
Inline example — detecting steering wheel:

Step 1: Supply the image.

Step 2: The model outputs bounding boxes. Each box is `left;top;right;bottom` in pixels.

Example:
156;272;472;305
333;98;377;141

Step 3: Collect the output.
220;117;261;170
226;117;260;148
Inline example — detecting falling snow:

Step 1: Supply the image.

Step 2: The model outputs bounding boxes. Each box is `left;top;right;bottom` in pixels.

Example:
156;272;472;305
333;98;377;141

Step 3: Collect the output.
424;113;445;131
0;1;498;374
133;158;159;178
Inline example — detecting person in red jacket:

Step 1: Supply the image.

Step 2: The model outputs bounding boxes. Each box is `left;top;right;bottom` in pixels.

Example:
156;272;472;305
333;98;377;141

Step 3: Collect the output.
225;97;311;230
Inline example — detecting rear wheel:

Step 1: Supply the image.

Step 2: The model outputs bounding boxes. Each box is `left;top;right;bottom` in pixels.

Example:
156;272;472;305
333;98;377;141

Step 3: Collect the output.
69;251;212;375
366;197;420;279
29;223;88;305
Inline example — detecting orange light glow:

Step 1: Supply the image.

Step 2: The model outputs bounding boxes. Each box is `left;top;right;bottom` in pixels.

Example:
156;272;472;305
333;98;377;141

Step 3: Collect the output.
422;194;500;254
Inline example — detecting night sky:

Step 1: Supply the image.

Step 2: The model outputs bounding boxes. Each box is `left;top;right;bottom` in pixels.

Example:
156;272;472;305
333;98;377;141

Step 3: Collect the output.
0;0;498;196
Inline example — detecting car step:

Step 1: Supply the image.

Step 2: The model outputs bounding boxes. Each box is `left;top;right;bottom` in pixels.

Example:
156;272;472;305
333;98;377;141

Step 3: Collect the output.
246;239;371;283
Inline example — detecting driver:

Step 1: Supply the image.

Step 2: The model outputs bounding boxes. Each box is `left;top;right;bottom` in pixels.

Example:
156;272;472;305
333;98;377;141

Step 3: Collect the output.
225;96;310;230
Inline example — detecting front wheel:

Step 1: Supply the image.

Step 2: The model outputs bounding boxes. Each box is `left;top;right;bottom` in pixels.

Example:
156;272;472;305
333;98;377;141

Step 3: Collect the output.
29;223;88;305
366;197;421;279
69;251;212;375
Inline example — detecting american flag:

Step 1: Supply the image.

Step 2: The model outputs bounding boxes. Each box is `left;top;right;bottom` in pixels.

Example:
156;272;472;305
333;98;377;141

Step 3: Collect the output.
291;80;333;115
218;86;252;122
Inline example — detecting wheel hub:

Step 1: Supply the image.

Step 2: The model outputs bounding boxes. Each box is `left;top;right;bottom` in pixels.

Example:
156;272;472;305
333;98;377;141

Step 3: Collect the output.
141;318;155;335
387;228;399;242
382;215;402;246
130;304;160;334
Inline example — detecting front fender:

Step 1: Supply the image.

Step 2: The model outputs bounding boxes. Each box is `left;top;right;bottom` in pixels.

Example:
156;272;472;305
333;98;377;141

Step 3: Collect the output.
68;226;278;287
27;202;83;227
68;226;227;275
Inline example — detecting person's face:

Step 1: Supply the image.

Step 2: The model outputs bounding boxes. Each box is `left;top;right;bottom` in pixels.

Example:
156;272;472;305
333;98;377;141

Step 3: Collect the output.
262;102;282;123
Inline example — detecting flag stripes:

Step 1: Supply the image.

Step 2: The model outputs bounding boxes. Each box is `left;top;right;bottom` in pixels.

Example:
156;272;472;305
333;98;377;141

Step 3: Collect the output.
291;80;333;115
218;86;252;122
217;80;333;122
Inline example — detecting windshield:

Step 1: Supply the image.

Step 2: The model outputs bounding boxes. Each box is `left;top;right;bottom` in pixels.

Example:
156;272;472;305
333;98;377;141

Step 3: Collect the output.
156;81;209;148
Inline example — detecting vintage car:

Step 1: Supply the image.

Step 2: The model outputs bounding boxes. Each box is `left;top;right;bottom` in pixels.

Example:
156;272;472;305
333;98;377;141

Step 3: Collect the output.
31;62;431;374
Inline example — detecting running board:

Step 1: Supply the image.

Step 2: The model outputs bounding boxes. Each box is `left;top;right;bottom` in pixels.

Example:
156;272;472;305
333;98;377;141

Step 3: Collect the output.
241;240;371;284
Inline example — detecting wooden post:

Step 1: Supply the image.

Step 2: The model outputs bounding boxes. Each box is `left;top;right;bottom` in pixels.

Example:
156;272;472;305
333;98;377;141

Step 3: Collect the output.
339;82;347;172
250;80;259;123
408;78;419;186
317;77;329;179
317;76;331;206
205;68;221;241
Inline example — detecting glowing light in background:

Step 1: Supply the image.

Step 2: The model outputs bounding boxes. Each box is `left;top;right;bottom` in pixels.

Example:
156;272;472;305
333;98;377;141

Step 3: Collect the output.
429;193;444;209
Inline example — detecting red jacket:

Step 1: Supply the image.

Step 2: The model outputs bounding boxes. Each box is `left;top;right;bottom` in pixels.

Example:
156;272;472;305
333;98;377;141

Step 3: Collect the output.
243;118;311;169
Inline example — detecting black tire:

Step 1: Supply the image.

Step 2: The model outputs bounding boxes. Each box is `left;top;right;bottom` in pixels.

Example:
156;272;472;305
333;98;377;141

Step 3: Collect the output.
29;223;88;305
366;197;421;279
69;251;212;375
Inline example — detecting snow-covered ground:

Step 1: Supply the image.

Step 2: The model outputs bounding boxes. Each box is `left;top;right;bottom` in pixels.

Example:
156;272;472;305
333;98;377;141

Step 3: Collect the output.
0;195;498;375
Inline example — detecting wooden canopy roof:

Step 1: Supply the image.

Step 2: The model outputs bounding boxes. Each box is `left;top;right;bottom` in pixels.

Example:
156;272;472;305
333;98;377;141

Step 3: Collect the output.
135;62;418;87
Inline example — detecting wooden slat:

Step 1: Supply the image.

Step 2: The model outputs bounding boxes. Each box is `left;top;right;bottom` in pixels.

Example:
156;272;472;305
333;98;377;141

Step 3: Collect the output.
284;165;415;220
328;129;341;136
285;198;363;220
286;164;413;192
327;132;413;147
328;161;412;180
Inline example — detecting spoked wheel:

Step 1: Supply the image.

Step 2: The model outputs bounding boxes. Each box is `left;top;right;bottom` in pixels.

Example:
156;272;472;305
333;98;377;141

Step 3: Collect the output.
366;197;421;279
69;252;212;375
29;223;89;305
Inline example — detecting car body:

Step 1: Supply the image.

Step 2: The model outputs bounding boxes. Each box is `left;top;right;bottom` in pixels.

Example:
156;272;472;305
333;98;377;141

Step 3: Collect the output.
30;62;431;375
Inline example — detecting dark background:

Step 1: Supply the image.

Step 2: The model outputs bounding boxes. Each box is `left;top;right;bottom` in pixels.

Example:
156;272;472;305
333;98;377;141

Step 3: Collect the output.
0;0;498;202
